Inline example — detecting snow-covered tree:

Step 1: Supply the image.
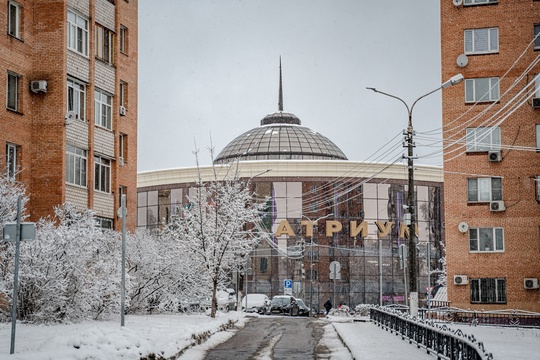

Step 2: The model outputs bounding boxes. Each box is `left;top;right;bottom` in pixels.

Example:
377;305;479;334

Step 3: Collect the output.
0;173;29;320
126;229;205;314
12;204;124;322
432;240;447;287
168;151;270;318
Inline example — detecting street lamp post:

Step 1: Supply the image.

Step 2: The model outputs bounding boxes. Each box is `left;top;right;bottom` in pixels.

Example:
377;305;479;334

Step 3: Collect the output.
367;74;463;315
302;213;332;317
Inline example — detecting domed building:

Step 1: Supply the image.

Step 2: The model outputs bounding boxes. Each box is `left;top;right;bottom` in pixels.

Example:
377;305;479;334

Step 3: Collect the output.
137;68;444;311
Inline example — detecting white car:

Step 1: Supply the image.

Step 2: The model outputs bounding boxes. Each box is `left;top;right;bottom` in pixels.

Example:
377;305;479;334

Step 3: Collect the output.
217;288;237;311
242;294;271;314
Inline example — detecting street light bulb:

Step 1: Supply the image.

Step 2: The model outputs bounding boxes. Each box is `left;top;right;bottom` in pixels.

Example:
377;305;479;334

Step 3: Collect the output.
441;73;464;88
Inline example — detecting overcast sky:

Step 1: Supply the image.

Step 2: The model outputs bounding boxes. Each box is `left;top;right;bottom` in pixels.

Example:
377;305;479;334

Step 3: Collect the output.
137;0;443;172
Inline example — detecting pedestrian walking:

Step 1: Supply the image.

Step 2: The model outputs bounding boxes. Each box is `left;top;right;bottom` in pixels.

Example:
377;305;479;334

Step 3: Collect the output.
324;298;332;316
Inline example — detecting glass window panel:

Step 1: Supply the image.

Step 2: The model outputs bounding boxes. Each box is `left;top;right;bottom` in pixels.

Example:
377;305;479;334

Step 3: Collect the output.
137;192;147;207
478;178;491;201
475;78;490;101
474;28;488;52
491;178;502;200
468;179;478;201
495;228;504;250
137;207;147;226
465;80;474;102
147;190;158;206
490;28;498;51
479;228;493;251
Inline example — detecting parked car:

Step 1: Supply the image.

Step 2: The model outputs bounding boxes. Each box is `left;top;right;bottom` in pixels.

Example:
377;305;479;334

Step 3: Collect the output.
242;294;271;314
295;298;310;316
270;295;299;316
217;288;237;311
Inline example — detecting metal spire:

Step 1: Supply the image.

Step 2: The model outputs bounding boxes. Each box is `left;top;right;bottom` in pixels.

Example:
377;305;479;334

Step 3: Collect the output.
278;57;283;112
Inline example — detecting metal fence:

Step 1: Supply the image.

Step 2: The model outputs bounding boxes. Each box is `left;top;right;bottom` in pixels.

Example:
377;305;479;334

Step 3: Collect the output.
370;307;493;360
419;307;540;328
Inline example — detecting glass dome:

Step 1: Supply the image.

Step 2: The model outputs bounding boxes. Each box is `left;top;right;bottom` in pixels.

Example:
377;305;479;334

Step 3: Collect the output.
214;112;347;164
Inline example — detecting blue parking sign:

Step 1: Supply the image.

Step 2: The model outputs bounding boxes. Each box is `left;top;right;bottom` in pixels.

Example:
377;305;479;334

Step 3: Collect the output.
284;279;292;289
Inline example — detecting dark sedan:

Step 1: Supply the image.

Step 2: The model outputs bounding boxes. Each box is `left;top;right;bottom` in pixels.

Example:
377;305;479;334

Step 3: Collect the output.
269;295;299;316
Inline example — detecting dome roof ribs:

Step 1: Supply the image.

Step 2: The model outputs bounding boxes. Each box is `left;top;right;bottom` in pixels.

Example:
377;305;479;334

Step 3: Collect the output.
278;56;283;112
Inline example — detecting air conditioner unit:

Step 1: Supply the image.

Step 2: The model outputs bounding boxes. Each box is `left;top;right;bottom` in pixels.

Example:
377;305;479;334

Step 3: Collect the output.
524;278;539;289
454;275;468;285
119;106;127;116
30;80;47;93
488;150;501;162
532;98;540;110
490;200;505;212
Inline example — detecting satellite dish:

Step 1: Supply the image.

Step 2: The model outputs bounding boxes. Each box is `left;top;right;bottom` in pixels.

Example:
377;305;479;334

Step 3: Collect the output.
453;0;463;6
457;54;468;68
458;222;469;233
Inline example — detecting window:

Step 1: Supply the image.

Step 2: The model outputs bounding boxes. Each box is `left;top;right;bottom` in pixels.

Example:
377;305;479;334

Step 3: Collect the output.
465;28;498;54
464;0;498;5
470;278;506;304
95;24;115;64
466;127;501;152
96;217;113;229
465;77;499;103
467;177;502;202
6;143;18;180
535;74;540;99
119;81;127;108
94;89;112;130
94;156;111;193
469;227;504;252
119;133;126;163
260;257;268;273
119;26;127;54
7;72;19;111
66;145;87;187
8;1;21;38
67;10;88;56
536;124;540;152
536;176;540;202
67;78;86;120
535;24;540;50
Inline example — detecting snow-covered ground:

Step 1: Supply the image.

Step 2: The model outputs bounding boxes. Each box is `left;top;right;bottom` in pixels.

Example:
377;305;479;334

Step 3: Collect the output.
1;312;539;359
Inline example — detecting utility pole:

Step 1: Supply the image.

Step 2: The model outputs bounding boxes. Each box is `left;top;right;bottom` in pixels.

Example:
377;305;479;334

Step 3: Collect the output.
367;73;464;315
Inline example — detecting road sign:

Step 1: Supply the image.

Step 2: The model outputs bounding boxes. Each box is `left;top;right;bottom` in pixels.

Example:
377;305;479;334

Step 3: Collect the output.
284;279;292;295
329;261;341;273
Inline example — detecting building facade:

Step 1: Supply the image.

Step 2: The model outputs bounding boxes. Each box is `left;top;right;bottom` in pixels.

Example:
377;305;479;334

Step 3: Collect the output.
138;104;444;310
0;0;138;230
441;0;540;311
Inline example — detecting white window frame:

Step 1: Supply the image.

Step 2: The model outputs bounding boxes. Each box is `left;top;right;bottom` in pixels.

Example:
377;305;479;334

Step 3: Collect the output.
95;23;115;64
534;24;540;50
119;81;127;108
470;278;506;304
469;227;504;253
465;27;498;55
94;155;111;193
466;127;501;152
94;89;112;130
6;72;19;111
119;25;127;54
119;133;126;163
8;1;21;38
536;124;540;152
467;177;502;202
67;78;86;120
464;0;498;5
536;175;540;202
67;10;88;56
66;145;87;187
6;143;18;180
96;217;113;229
465;77;500;103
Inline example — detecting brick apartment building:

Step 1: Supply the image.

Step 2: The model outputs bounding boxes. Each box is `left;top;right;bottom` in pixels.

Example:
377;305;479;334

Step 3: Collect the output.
441;0;540;311
0;0;138;231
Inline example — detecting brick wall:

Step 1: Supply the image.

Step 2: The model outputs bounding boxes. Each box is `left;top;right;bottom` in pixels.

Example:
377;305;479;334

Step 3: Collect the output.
441;0;540;312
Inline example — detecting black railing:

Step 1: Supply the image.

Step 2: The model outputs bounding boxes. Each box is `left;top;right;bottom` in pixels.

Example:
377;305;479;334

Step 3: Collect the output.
370;307;493;360
419;307;540;328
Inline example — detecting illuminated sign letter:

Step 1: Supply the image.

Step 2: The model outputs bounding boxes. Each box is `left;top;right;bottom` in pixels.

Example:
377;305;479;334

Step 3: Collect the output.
301;220;313;237
350;221;368;238
326;220;342;237
375;221;393;238
275;220;295;237
399;222;419;239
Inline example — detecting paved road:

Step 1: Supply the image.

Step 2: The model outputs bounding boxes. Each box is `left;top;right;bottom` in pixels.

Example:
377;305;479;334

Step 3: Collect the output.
203;316;337;360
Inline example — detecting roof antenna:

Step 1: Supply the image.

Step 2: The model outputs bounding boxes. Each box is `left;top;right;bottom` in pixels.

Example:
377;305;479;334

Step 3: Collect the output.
278;57;283;112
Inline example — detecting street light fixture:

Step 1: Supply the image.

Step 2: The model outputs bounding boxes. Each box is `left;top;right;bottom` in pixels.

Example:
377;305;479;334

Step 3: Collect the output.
302;213;332;317
367;74;463;315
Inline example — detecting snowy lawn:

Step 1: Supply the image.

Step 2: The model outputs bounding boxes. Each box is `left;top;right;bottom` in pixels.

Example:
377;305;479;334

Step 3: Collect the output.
0;311;245;360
